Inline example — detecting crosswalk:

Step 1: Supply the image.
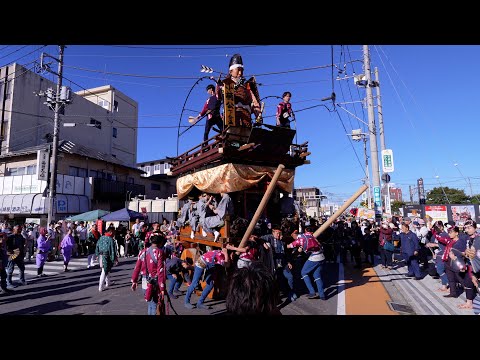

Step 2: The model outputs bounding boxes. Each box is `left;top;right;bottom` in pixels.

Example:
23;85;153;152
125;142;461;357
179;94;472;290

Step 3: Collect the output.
10;257;94;283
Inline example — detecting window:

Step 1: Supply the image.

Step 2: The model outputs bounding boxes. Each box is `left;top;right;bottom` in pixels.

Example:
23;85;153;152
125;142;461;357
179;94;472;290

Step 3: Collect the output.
69;166;87;177
97;99;110;110
105;173;117;181
5;81;11;100
26;165;37;175
8;167;25;176
113;100;119;112
154;164;161;171
145;166;151;173
89;170;100;178
112;127;117;138
151;183;161;191
164;163;170;170
90;118;102;129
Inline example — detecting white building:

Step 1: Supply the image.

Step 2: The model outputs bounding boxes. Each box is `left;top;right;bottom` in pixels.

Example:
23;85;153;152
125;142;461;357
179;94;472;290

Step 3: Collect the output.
0;64;138;166
137;158;173;177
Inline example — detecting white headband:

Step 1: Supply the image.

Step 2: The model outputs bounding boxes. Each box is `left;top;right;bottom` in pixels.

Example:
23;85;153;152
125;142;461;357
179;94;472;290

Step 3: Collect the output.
229;64;244;71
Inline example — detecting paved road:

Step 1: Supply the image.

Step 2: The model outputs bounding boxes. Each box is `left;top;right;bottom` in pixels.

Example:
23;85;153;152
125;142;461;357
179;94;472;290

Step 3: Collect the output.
0;256;342;315
1;254;475;315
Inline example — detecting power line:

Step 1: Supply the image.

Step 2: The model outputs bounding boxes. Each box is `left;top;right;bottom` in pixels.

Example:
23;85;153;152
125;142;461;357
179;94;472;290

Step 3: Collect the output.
107;45;267;50
61;74;136;132
346;46;367;133
64;63;339;80
333;108;367;177
63;71;330;90
0;45;46;68
0;45;29;60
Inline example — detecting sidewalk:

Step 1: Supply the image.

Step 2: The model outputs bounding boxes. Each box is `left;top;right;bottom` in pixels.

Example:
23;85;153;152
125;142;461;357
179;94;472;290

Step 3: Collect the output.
373;255;473;315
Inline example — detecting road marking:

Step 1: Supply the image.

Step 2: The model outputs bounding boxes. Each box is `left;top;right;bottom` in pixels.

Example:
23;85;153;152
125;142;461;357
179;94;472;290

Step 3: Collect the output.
336;255;346;315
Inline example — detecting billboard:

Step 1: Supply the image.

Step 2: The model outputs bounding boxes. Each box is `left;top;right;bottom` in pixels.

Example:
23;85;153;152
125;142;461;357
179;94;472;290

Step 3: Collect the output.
403;205;423;219
425;205;448;224
449;204;476;226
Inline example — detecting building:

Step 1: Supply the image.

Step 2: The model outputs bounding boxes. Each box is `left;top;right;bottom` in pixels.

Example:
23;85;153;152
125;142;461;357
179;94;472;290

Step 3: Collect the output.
381;184;403;202
137;158;172;177
137;158;177;200
0;140;146;225
294;187;324;218
0;64;138;166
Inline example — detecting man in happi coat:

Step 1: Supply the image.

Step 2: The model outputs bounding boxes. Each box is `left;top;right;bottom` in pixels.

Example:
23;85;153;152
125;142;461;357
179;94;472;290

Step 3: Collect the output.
36;227;50;277
203;193;234;242
95;225;118;292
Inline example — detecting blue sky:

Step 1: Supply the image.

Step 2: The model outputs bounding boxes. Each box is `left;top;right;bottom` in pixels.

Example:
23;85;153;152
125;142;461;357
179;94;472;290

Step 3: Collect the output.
2;45;480;204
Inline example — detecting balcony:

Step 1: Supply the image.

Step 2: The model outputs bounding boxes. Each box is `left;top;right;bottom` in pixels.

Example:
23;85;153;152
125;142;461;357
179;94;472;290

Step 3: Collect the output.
93;178;144;201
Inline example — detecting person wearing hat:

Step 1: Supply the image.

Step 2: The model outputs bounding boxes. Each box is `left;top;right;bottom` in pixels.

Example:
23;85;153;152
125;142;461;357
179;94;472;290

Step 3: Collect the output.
222;53;262;128
192;84;224;142
413;218;431;270
404;217;415;231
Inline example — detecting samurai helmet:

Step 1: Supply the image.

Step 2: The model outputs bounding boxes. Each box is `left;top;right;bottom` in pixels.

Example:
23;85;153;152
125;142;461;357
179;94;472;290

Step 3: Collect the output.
229;53;244;71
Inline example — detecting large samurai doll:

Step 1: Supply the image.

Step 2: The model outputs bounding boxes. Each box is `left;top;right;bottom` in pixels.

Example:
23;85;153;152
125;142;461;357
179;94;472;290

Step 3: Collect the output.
219;53;262;128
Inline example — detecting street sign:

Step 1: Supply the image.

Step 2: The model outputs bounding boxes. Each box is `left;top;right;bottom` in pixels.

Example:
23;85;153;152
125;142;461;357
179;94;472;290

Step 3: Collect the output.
385;193;391;214
381;149;394;173
381;173;391;183
373;186;381;209
37;149;50;181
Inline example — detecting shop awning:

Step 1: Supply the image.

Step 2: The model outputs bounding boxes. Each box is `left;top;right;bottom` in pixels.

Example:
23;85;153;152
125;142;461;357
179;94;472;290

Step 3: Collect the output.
0;193;90;214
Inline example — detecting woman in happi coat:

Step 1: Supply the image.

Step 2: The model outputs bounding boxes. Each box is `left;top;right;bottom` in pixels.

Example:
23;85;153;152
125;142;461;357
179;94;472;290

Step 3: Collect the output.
95;225;118;292
59;228;75;272
35;227;50;277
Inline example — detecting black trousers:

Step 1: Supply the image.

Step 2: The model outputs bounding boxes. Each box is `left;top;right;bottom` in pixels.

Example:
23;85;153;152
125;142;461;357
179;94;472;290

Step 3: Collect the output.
204;116;224;142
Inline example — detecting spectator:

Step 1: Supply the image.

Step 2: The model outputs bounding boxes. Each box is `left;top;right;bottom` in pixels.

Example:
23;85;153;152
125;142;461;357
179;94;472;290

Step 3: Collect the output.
6;225;26;288
225;261;281;315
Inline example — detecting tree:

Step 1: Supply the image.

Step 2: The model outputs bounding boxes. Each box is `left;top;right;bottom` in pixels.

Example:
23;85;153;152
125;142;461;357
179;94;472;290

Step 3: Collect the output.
426;187;470;204
470;194;480;204
391;200;406;214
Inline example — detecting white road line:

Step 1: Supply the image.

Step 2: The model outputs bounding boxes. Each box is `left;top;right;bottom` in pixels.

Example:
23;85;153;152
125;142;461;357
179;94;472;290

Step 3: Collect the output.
336;255;346;315
10;258;91;280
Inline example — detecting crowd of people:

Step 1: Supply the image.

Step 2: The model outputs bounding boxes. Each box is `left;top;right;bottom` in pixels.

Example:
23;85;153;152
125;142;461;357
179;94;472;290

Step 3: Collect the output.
2;208;479;316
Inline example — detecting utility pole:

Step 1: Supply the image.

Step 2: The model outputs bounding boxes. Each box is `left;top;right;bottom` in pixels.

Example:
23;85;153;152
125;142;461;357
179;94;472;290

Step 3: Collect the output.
47;45;65;225
375;67;386;153
363;45;381;220
348;130;371;209
375;67;392;215
362;136;372;209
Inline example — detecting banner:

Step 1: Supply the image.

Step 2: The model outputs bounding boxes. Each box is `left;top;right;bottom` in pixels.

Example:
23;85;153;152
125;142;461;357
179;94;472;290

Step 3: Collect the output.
357;208;375;220
425;205;448;224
